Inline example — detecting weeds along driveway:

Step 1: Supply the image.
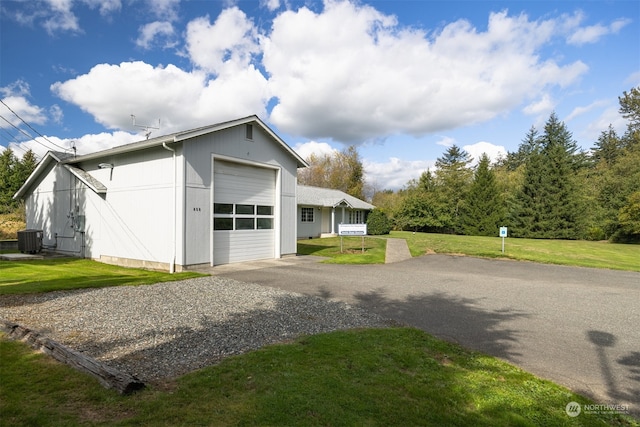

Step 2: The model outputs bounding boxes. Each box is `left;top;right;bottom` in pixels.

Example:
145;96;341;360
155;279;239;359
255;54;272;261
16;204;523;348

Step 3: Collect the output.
215;254;640;417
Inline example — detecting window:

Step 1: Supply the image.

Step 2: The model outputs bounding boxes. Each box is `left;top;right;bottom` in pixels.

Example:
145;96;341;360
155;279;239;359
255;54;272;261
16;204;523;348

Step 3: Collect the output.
214;218;233;230
349;210;364;223
214;203;233;214
236;204;254;215
245;124;253;140
214;203;274;230
301;207;314;222
236;218;254;230
257;205;273;215
257;218;273;229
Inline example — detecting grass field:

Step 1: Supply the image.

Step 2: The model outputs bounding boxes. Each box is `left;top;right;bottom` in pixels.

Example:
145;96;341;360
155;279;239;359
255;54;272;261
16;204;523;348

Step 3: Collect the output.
2;327;636;426
297;235;387;263
394;231;640;272
298;232;640;271
0;258;204;295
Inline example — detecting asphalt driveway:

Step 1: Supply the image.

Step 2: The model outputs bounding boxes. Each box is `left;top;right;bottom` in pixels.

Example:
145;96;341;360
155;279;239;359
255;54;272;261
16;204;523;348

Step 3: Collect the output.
214;254;640;417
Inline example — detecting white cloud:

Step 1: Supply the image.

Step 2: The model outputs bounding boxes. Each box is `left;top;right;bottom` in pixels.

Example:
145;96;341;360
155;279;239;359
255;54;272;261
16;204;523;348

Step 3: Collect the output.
567;17;631;45
583;106;626;141
1;81;48;130
565;99;609;122
265;4;588;143
462;141;507;165
50;61;268;133
364;157;433;191
145;0;179;21
83;0;121;16
523;93;555;116
261;0;281;12
42;0;80;34
436;136;456;148
136;21;176;49
293;140;337;160
11;131;138;160
185;7;260;75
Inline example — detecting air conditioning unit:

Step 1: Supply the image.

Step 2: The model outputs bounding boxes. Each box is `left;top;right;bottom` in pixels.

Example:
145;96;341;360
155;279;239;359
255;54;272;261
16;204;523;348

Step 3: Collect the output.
17;229;43;254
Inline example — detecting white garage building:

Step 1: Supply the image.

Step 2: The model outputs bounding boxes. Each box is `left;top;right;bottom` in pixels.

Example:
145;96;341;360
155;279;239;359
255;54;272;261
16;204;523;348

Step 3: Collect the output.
14;116;307;271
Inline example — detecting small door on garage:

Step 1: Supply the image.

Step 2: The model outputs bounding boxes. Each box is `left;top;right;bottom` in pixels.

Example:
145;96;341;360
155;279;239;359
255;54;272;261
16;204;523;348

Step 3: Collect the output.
213;160;276;265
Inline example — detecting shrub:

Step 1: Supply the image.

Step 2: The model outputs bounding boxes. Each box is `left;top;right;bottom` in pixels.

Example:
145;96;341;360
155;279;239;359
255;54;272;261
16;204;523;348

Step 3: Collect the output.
367;209;392;235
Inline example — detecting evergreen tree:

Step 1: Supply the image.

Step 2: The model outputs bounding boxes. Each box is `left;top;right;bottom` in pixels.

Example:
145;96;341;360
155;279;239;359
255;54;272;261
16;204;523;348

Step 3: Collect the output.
503;126;540;171
433;145;473;233
460;153;504;236
0;148;38;214
619;86;640;132
512;113;585;239
592;125;622;166
0;149;17;213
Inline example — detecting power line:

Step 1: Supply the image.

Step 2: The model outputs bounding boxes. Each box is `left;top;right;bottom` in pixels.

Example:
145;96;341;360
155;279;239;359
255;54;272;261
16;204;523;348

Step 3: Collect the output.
0;113;59;153
0;98;70;152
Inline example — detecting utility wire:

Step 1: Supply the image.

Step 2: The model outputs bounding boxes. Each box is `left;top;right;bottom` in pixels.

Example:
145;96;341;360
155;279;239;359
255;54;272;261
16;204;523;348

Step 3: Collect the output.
0;112;61;155
0;98;70;152
0;113;58;153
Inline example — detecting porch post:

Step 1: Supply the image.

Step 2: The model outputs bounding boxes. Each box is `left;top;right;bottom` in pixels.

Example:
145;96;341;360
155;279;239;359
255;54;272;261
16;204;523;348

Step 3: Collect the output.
331;207;335;234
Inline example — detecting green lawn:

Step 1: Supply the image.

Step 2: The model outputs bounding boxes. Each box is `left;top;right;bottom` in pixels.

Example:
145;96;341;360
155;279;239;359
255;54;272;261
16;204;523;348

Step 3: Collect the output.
391;231;640;272
0;258;204;295
2;328;636;426
297;236;387;264
1;249;638;425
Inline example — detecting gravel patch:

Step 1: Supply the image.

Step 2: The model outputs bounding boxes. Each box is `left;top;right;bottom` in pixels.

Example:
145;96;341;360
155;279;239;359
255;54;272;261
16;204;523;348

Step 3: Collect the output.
0;277;392;381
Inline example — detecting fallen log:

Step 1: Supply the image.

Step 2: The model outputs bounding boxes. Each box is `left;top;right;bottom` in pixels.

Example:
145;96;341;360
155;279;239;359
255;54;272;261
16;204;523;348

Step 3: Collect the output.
0;319;144;395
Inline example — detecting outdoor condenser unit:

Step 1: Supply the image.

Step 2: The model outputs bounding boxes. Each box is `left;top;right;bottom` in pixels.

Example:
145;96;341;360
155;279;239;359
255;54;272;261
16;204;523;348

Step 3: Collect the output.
17;229;43;254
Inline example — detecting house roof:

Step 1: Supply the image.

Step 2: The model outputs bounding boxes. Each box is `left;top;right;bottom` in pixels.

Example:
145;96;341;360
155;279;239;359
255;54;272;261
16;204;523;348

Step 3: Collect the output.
60;115;307;168
14;115;308;200
297;185;374;210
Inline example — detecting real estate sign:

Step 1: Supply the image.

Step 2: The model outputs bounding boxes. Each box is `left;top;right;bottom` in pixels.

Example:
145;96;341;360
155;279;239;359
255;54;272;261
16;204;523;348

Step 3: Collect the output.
339;224;367;236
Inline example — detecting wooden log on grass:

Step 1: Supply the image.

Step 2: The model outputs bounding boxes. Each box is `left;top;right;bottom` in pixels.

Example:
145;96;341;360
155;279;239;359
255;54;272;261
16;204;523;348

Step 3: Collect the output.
0;319;145;394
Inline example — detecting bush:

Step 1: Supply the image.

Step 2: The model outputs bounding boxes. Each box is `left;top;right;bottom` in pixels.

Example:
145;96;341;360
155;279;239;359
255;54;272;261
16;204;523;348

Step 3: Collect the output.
367;209;392;235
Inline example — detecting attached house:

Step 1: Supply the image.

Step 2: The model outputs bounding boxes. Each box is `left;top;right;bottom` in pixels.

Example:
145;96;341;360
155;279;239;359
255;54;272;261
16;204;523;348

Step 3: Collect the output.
297;185;374;239
14;116;308;271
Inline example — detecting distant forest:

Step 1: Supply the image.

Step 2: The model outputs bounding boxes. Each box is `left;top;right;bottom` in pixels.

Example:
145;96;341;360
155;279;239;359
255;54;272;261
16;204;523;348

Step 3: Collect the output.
371;87;640;242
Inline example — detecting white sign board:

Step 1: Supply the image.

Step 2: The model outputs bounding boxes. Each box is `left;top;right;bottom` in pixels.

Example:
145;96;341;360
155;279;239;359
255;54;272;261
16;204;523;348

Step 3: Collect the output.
499;227;508;237
339;223;367;236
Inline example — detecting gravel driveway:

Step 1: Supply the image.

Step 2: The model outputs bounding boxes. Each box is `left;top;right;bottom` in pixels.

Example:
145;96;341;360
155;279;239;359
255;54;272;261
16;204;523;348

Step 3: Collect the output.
0;276;392;382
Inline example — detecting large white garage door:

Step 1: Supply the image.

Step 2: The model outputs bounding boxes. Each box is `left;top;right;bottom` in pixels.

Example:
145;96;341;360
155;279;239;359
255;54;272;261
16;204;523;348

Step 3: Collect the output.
213;160;276;265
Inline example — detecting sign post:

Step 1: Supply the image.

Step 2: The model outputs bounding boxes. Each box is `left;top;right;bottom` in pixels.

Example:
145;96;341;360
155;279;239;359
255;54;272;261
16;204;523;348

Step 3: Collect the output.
499;227;508;253
338;224;367;253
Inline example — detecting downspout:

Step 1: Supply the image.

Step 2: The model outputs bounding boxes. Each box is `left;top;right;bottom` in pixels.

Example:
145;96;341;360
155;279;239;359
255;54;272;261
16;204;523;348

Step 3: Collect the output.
163;142;176;273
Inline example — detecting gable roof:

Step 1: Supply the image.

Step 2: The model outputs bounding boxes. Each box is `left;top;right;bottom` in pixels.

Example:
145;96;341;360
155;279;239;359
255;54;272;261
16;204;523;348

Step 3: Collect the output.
60;115;307;168
297;185;374;210
14;116;307;200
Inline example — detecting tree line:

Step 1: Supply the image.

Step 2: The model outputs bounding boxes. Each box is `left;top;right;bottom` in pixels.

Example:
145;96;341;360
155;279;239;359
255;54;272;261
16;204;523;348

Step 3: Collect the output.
376;87;640;242
302;87;640;243
0;149;37;214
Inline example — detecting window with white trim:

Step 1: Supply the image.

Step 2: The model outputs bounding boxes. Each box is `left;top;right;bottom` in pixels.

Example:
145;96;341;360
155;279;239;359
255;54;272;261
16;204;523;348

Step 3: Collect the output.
301;207;314;222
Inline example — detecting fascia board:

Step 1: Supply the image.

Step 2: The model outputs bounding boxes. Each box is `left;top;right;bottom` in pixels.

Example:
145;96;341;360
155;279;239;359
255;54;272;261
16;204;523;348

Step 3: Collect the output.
13;151;62;200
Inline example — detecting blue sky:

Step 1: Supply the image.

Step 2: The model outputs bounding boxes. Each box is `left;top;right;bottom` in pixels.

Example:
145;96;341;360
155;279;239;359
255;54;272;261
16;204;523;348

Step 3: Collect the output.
1;0;638;190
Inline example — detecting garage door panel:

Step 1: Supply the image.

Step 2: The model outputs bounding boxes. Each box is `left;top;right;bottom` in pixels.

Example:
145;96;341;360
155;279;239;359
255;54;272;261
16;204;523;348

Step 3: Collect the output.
213;160;276;265
214;230;274;264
